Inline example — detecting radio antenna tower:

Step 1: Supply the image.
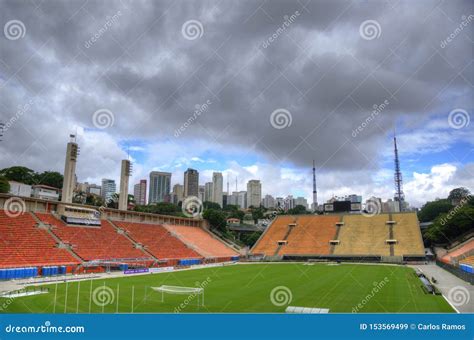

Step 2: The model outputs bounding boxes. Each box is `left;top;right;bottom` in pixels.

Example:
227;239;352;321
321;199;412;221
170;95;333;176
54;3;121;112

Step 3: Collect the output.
394;134;405;212
312;160;318;212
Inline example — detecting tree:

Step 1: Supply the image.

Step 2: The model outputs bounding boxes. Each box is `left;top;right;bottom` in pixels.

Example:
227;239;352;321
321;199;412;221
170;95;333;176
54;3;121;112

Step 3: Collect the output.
417;199;452;222
448;187;471;204
229;209;245;222
0;166;36;184
73;191;87;204
203;201;221;210
288;205;308;215
251;207;265;223
425;204;474;243
0;176;10;193
35;171;63;189
85;193;104;207
202;209;227;231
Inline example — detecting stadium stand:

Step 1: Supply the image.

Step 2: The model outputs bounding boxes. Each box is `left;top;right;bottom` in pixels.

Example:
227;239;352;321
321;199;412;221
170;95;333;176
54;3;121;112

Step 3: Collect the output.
164;225;238;258
392;213;426;256
440;238;474;264
333;214;391;256
35;213;147;261
114;221;201;260
252;216;296;255
0;210;79;268
278;216;339;255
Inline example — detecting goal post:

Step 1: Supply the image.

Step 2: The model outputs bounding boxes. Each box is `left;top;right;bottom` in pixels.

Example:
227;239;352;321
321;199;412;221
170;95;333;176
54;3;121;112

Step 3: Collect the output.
151;285;205;307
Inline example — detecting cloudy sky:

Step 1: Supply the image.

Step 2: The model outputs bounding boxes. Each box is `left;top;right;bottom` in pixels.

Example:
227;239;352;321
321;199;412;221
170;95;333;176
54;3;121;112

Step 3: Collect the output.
1;0;473;207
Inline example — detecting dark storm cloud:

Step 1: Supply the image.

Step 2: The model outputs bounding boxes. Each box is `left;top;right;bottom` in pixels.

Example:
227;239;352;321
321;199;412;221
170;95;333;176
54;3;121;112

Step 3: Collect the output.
0;0;472;174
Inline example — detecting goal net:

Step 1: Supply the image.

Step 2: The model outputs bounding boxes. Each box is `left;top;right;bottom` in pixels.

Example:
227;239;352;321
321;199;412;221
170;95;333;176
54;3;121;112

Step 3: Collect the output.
151;285;205;306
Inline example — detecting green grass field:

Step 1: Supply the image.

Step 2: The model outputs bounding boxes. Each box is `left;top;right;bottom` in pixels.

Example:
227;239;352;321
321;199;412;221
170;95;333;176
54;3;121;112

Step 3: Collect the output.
1;263;454;313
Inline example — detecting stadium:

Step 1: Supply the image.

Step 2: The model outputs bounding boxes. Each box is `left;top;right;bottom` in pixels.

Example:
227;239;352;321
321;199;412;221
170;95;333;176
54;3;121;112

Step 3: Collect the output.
0;185;471;314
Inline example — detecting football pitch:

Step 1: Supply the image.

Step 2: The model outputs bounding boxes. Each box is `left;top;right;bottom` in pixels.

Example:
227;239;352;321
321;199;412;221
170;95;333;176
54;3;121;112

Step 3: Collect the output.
1;263;454;313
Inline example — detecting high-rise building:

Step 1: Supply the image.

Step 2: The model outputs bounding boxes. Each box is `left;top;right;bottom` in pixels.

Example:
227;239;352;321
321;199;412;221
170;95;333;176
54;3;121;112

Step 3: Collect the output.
262;194;275;209
212;172;223;207
236;191;247;209
134;180;147;205
295;197;308;209
246;180;262;208
101;178;116;203
172;184;184;205
184;168;199;197
285;195;295;211
149;171;171;204
198;185;205;202
204;182;213;202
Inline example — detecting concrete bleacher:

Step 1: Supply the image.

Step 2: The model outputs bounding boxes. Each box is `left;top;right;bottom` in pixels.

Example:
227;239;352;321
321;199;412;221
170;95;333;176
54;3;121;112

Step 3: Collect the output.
164;225;238;258
392;213;425;256
0;210;79;268
278;216;339;255
115;221;201;260
333;214;391;256
36;213;147;261
440;238;474;264
252;216;296;255
252;213;425;258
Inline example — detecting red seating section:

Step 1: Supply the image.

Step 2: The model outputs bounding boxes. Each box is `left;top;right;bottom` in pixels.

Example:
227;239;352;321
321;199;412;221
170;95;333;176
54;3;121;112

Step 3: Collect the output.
440;239;474;264
115;221;201;260
35;213;147;261
0;210;79;268
165;225;238;258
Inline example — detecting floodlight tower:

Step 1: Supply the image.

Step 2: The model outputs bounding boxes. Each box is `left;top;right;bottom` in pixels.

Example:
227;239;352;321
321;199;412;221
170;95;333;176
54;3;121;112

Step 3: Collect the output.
119;159;132;211
61;135;79;203
394;135;405;212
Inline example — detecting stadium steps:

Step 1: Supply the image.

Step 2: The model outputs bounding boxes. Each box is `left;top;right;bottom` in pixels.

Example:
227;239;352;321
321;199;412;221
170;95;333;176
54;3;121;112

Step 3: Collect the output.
333;214;390;256
114;221;202;260
329;216;344;254
278;215;339;256
30;212;84;264
388;213;395;256
205;228;243;253
164;224;240;258
274;218;297;256
391;213;425;256
107;219;159;262
251;216;295;256
35;213;149;261
0;210;80;268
